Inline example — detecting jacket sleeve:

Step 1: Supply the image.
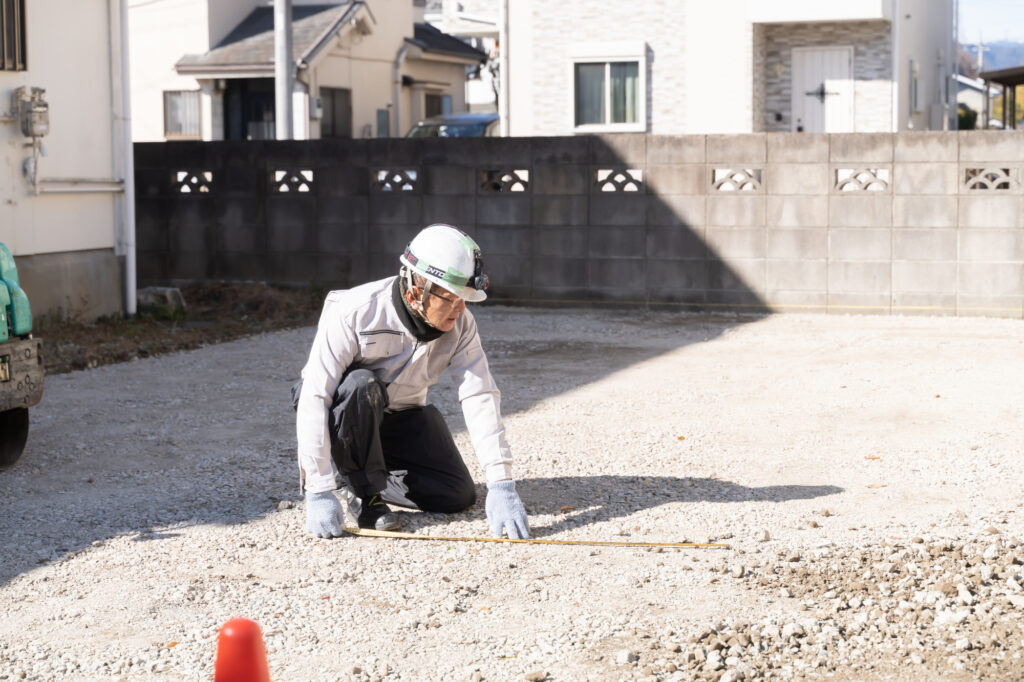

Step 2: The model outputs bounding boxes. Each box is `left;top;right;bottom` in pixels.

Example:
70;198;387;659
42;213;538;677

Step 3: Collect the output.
448;313;514;482
296;295;358;493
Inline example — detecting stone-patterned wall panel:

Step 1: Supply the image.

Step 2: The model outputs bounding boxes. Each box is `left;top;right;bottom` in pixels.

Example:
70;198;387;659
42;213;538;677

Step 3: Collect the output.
761;21;891;133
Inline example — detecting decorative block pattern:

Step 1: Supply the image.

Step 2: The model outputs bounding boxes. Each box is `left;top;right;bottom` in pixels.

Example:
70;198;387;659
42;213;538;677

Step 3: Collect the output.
272;170;314;193
835;168;890;192
963;168;1016;191
480;169;530;193
373;169;418;192
712;169;762;192
174;171;212;194
595;169;643;192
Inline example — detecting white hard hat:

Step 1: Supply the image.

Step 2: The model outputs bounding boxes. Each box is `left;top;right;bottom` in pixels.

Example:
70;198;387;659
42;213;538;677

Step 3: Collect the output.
400;224;489;302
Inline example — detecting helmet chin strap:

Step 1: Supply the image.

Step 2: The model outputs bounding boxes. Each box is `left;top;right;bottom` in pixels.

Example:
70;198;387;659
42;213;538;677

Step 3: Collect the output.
401;265;433;320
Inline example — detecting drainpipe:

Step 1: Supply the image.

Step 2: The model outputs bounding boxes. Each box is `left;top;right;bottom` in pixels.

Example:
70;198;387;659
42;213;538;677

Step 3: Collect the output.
112;0;136;315
891;0;901;131
499;0;509;136
393;44;409;137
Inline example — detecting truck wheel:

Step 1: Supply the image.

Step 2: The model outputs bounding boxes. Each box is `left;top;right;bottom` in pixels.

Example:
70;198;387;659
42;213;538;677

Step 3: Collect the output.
0;408;29;469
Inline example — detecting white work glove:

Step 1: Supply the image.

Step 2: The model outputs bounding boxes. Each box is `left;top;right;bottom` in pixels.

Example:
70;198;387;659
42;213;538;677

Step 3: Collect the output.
485;480;530;539
305;491;346;538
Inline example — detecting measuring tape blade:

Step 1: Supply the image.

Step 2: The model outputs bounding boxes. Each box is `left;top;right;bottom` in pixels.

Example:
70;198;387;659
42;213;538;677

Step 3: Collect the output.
343;527;729;549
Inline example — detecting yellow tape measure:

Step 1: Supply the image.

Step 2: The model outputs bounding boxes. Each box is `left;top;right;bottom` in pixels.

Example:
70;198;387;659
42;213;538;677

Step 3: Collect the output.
344;527;729;549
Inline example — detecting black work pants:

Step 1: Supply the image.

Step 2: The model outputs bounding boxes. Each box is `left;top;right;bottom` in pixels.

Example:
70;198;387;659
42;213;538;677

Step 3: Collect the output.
323;369;476;513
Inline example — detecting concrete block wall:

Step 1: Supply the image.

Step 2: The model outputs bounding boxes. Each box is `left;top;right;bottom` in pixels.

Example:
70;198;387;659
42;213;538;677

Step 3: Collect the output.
136;131;1024;318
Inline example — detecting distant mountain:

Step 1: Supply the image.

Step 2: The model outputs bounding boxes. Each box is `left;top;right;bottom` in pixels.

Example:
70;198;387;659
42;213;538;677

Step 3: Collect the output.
961;41;1024;73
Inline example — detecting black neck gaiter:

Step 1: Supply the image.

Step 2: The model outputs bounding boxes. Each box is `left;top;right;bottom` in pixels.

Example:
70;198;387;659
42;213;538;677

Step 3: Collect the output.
392;276;445;342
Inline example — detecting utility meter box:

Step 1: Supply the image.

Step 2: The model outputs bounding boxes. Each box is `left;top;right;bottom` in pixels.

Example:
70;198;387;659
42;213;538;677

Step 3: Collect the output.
13;86;49;138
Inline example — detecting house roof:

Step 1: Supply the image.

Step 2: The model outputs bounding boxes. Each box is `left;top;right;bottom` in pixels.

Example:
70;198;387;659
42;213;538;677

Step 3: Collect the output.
979;65;1024;88
176;2;365;75
407;22;487;62
956;74;1001;96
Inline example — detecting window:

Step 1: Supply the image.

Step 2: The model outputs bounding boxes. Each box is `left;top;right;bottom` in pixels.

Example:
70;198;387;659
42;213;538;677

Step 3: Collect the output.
570;42;646;133
163;90;200;139
1;0;26;71
320;87;352;138
424;93;452;119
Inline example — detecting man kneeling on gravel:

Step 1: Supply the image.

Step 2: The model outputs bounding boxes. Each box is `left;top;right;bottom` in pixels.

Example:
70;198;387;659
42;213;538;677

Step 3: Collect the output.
293;224;530;540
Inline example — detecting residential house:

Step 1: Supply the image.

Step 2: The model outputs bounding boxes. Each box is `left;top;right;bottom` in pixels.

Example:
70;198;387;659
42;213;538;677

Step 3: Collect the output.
129;0;487;142
0;0;132;319
506;0;956;135
425;0;499;112
955;73;1000;128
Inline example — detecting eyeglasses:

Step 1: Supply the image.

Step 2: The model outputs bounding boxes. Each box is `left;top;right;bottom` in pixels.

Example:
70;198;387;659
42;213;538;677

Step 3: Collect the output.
428;286;460;303
424;287;461;305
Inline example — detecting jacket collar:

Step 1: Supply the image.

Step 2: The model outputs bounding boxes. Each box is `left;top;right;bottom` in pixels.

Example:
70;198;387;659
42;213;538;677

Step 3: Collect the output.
391;276;445;342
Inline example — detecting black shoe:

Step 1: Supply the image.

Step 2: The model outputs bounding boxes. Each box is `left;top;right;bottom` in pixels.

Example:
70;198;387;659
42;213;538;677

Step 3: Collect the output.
340;487;399;531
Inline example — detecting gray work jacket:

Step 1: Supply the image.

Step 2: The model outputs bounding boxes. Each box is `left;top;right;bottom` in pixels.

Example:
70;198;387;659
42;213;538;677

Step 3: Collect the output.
296;276;513;493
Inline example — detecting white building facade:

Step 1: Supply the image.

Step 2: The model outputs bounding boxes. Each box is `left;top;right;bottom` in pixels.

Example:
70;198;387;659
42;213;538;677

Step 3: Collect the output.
507;0;956;136
1;0;132;319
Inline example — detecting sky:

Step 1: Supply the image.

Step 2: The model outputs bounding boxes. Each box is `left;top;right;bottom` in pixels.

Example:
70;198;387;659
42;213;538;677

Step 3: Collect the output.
959;0;1024;44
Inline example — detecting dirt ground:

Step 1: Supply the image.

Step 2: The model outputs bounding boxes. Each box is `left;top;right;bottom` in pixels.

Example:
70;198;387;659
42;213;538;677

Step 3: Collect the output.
37;283;324;375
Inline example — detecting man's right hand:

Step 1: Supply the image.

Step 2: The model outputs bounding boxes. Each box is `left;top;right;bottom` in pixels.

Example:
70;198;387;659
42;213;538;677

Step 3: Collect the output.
305;491;346;538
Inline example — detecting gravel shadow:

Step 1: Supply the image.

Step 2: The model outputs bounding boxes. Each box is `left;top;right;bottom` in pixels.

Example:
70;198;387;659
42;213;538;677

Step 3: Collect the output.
514;475;843;538
390;475;843;538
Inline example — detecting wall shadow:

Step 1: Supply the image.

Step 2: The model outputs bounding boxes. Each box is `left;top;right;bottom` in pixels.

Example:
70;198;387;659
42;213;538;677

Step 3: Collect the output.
134;134;769;418
0;137;776;586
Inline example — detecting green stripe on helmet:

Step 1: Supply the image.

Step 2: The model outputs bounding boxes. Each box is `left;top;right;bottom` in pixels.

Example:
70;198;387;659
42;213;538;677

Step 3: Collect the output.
456;233;479;252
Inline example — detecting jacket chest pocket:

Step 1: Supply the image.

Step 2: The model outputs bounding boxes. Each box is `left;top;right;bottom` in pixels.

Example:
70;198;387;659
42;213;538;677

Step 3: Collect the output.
358;330;406;360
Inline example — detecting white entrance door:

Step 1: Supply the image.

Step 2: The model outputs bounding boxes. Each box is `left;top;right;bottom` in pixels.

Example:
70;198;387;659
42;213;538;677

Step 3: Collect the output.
791;46;854;133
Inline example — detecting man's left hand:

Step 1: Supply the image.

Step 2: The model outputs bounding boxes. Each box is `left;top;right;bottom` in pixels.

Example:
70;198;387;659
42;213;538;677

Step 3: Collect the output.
485;480;530;539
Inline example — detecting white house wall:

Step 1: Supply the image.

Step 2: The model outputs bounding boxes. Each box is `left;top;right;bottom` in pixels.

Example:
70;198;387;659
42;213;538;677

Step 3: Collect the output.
1;0;117;255
893;0;955;131
507;0;533;136
509;0;693;136
508;0;953;135
684;1;754;133
0;0;123;318
128;0;212;142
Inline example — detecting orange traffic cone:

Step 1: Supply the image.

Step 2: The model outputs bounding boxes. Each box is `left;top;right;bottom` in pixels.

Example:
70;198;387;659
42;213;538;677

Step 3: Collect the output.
214;618;271;682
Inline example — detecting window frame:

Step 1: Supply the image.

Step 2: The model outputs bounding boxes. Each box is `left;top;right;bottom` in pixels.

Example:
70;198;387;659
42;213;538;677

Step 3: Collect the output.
568;41;647;134
163;89;201;140
0;0;27;72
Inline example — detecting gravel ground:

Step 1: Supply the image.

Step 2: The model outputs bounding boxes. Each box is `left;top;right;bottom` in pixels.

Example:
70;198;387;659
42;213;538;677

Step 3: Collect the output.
1;307;1023;681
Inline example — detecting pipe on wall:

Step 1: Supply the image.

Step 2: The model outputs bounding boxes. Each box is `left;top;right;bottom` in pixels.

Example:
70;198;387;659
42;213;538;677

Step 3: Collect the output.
112;0;137;315
499;0;509;136
393;44;409;137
